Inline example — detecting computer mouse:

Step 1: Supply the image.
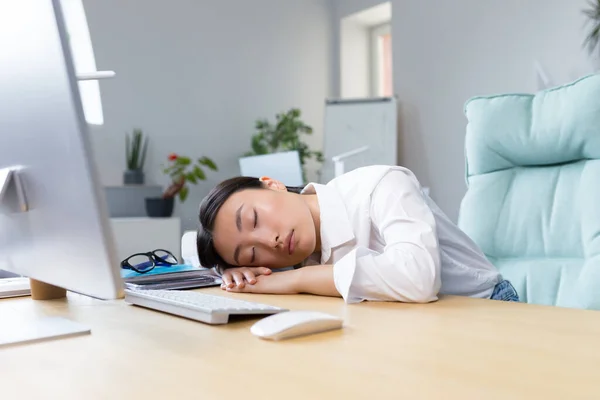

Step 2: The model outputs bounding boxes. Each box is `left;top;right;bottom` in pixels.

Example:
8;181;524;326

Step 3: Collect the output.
250;310;343;341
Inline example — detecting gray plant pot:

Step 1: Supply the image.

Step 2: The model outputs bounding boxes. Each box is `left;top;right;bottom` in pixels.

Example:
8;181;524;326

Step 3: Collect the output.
145;197;174;218
123;169;145;185
104;185;163;217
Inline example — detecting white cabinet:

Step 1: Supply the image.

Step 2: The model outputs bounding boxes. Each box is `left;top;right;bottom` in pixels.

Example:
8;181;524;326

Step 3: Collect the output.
110;217;181;263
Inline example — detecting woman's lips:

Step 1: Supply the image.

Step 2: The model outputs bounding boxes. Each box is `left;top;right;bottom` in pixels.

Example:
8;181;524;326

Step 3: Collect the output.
287;230;295;255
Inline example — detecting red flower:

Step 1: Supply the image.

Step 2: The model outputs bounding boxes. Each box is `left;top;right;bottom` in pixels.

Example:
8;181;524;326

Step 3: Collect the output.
168;153;178;161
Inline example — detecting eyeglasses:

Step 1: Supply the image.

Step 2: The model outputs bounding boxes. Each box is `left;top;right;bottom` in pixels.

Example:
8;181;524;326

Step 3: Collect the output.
121;249;178;274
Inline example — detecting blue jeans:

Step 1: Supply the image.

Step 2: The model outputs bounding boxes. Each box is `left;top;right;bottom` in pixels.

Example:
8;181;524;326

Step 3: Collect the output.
490;280;520;302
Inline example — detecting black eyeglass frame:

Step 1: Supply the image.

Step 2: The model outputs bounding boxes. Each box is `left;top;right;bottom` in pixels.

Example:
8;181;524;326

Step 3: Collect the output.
120;249;178;274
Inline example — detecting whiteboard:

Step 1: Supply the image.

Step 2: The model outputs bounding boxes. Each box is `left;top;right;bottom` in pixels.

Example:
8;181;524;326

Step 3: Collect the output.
321;97;397;183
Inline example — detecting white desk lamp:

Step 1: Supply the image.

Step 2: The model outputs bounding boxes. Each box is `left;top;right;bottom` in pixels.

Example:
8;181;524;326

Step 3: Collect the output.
77;71;115;81
331;146;370;177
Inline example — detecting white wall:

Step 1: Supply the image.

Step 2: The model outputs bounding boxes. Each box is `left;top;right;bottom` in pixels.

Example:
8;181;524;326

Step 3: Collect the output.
333;0;596;221
83;0;332;230
340;19;370;98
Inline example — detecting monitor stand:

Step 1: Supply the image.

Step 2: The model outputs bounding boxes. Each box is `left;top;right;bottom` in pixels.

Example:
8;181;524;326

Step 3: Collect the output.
0;279;91;348
0;167;91;347
0;166;29;213
29;278;67;300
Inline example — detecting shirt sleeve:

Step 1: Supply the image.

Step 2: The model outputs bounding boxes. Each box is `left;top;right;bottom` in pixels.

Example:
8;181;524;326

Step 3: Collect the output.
332;169;442;303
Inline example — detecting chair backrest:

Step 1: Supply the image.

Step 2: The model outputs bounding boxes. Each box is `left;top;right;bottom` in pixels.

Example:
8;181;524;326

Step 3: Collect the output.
458;74;600;309
239;151;304;186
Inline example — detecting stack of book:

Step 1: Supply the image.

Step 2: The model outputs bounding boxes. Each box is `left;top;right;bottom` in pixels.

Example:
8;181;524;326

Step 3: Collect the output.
121;264;221;291
0;277;31;298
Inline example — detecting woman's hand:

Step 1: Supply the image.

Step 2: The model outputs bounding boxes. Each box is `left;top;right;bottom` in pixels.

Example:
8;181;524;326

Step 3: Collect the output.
222;270;299;295
221;266;272;289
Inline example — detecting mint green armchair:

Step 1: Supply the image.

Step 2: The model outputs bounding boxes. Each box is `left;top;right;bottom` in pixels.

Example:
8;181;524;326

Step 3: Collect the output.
458;74;600;309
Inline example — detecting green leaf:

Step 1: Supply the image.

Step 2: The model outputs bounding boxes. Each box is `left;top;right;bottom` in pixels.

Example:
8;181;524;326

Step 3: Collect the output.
172;166;185;175
251;134;269;155
178;186;189;203
170;168;185;182
177;156;191;165
163;165;177;173
129;129;143;169
583;0;600;54
139;137;148;170
185;173;197;184
198;157;217;171
247;107;320;175
255;119;270;130
126;134;131;169
315;151;324;163
194;166;206;180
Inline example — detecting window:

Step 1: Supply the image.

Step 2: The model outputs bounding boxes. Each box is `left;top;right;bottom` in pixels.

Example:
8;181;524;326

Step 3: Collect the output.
339;2;392;99
60;0;104;125
370;23;393;97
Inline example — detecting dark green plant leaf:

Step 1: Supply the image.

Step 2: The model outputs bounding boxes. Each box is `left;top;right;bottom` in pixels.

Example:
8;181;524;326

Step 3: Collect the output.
177;156;191;165
247;107;323;179
194;166;206;180
178;186;189;203
185;172;197;184
126;133;131;169
583;0;600;54
163;164;177;173
131;136;139;169
170;167;185;180
139;137;148;170
586;24;600;52
198;156;217;171
251;134;269;154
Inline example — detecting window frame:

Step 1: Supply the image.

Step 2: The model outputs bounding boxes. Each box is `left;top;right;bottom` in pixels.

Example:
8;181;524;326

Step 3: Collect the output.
369;22;392;98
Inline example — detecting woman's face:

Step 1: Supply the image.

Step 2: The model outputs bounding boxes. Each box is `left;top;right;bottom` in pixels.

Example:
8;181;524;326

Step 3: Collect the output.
211;179;317;269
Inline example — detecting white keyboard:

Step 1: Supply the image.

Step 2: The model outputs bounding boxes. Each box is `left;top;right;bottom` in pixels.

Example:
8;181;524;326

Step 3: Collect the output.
0;277;31;298
124;289;287;325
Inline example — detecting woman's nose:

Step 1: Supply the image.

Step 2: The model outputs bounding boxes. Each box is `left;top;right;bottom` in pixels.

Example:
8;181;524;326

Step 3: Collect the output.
251;230;281;248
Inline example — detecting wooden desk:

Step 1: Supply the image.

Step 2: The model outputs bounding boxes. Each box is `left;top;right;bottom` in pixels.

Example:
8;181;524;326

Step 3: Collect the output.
1;289;600;399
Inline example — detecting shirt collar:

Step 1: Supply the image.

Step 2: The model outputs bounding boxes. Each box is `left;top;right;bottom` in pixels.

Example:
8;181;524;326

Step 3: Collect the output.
302;183;355;264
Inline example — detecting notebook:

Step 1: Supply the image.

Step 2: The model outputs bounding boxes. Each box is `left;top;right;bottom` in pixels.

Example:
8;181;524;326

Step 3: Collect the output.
0;277;31;298
121;264;221;291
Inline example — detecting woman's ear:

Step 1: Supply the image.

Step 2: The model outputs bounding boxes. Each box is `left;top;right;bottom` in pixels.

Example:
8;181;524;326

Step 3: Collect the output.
259;176;287;192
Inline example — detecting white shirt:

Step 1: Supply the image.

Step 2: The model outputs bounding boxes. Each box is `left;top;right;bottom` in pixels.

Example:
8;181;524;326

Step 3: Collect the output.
302;165;502;304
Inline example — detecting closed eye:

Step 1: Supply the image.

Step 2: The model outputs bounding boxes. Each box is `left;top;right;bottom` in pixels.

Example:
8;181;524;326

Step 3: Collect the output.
253;208;258;228
251;247;256;264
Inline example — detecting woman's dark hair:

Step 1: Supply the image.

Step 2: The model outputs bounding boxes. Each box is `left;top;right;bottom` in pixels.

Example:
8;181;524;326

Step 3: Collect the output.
197;176;303;270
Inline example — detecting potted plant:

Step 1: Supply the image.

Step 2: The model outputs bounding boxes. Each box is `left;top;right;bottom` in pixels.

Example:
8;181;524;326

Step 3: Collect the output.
145;153;218;218
583;0;600;69
244;108;324;183
124;129;149;185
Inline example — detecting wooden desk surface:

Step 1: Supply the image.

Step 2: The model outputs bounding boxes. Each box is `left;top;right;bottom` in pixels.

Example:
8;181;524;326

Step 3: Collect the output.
1;289;600;400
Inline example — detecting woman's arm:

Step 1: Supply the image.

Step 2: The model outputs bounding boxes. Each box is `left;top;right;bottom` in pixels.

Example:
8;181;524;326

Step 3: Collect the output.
333;169;441;303
295;265;340;297
223;265;341;297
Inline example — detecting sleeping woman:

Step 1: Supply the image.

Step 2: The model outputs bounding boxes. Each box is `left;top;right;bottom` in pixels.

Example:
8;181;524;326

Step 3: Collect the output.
196;165;519;303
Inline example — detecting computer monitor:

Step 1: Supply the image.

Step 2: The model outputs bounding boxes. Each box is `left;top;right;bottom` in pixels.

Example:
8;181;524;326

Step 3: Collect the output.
239;151;304;187
0;0;123;301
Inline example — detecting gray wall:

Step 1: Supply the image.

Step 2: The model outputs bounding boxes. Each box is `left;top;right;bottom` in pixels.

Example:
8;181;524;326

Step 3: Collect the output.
83;0;332;230
332;0;595;221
